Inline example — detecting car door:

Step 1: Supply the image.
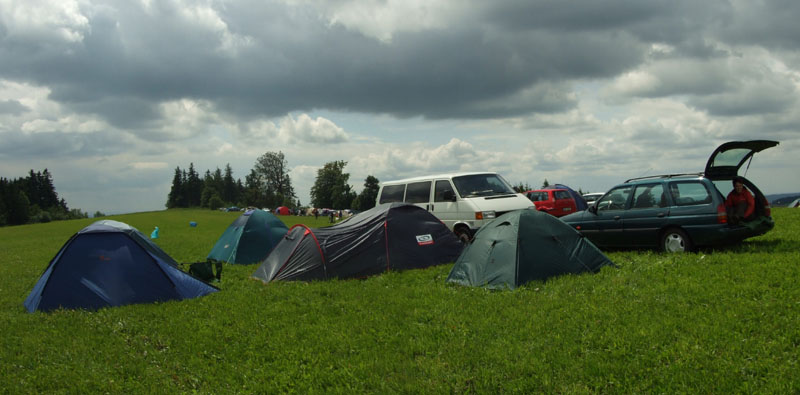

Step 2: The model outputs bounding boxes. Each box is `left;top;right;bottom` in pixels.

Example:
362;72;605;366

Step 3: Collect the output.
664;180;718;229
579;185;632;247
431;179;459;230
622;183;670;247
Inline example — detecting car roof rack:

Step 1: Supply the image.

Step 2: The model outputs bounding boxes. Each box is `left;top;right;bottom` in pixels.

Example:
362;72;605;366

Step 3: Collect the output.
624;172;704;183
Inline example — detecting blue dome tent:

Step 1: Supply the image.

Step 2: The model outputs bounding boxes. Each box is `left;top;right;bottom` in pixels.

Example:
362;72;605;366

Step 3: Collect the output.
24;220;218;312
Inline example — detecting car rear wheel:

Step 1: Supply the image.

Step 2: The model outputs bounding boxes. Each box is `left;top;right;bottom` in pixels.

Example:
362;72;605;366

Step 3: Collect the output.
661;228;692;253
454;226;472;244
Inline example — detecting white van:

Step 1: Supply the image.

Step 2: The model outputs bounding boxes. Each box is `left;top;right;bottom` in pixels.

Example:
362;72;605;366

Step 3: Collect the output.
376;172;534;242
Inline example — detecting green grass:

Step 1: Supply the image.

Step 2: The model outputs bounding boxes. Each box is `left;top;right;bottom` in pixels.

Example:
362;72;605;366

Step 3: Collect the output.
2;209;800;393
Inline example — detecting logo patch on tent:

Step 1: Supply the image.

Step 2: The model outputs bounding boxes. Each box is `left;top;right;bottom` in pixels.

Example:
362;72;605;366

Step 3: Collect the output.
416;234;434;245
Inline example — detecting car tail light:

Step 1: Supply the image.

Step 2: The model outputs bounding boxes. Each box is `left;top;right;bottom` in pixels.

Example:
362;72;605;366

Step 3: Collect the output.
764;201;771;217
716;204;727;224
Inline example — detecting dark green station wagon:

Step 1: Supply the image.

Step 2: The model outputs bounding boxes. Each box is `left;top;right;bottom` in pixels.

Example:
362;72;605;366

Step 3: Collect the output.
560;140;778;252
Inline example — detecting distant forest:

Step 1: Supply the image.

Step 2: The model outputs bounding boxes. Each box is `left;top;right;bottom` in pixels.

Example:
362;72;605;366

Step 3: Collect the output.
167;151;381;212
0;169;89;227
167;151;299;211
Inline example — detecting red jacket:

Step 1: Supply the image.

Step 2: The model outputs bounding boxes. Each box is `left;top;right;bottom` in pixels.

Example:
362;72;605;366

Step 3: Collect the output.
725;188;755;218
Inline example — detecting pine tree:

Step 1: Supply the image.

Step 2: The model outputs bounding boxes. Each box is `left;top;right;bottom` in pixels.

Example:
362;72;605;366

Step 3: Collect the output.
0;178;7;226
186;163;203;207
223;164;238;204
166;166;185;208
244;169;265;208
7;188;30;225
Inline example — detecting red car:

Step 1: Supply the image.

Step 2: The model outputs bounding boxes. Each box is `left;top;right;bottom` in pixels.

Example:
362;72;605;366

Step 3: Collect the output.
525;189;578;217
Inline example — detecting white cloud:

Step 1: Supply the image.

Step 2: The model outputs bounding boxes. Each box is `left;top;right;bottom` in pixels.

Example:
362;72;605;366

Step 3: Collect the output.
238;113;349;144
309;0;465;43
131;161;168;170
277;113;349;143
0;0;90;44
20;115;108;134
175;1;254;54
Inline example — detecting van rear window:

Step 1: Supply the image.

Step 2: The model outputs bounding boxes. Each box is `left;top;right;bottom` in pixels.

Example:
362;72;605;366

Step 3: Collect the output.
379;184;405;204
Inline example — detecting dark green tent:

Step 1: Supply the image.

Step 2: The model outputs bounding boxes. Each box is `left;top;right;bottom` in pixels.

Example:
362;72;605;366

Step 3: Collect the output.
447;209;612;289
207;209;288;264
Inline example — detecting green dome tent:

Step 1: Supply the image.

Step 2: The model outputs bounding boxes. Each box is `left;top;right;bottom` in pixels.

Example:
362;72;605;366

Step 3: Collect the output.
447;209;612;289
208;209;289;264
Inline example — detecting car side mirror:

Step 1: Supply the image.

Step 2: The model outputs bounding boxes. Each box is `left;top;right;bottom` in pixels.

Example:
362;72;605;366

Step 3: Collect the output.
443;190;456;201
589;205;598;214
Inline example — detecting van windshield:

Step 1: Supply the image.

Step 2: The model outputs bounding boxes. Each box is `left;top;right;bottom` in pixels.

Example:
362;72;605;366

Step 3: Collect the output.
452;174;516;198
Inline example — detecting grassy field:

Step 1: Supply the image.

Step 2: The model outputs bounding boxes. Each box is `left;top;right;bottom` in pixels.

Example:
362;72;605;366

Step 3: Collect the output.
2;208;799;393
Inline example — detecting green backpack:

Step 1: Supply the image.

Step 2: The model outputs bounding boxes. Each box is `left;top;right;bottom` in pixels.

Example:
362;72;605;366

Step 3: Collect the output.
186;259;223;283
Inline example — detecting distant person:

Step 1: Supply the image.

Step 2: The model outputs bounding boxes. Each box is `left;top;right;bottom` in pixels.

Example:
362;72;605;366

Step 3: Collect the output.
313;208;319;220
725;177;755;224
329;211;335;223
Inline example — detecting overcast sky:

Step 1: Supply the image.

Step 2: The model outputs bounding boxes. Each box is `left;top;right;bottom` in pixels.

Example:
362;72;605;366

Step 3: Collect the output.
1;0;798;214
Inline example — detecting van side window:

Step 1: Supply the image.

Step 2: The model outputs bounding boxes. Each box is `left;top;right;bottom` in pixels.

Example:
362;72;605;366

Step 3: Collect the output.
434;180;456;202
405;181;432;204
379;184;405;204
668;182;712;206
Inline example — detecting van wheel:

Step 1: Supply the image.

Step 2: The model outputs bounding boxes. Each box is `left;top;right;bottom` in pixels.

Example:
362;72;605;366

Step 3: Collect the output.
454;227;472;244
661;228;692;253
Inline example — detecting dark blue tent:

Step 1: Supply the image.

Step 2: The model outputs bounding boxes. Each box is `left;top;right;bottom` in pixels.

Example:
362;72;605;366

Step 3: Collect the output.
545;184;589;211
24;220;218;312
252;203;464;282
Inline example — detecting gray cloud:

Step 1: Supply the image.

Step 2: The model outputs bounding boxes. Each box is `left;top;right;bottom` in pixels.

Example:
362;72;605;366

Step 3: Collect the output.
0;99;28;114
0;0;648;126
718;0;800;50
1;0;799;213
0;130;132;159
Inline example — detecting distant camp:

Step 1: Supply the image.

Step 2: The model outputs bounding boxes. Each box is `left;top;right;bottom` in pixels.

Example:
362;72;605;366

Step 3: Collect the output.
24;220;218;312
252;202;463;282
447;209;613;289
207;208;289;265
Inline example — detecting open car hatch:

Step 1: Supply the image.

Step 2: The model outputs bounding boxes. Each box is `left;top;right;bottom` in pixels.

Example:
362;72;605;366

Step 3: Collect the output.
704;140;779;179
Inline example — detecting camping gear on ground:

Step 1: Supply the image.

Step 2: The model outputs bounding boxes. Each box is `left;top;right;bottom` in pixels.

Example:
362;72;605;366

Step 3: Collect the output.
252;202;463;282
207;208;289;265
24;220;218;312
190;221;197;227
447;209;612;289
150;226;159;239
185;259;223;283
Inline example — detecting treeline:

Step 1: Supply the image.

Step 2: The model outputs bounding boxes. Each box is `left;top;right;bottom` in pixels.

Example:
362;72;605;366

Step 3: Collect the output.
166;152;380;212
0;169;88;226
309;161;379;212
167;152;299;210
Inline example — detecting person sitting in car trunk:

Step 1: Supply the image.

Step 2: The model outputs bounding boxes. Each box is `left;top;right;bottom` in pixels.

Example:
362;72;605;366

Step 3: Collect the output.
725;176;755;224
